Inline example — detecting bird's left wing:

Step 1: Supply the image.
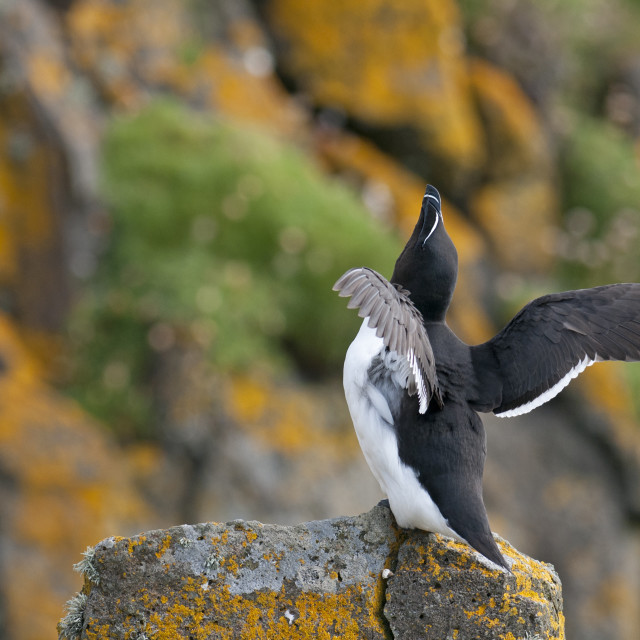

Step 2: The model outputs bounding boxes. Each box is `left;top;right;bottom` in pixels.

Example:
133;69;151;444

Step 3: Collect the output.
334;267;443;413
470;283;640;417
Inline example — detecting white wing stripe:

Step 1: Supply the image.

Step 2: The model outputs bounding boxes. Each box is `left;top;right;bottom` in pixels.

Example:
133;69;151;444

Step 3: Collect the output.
496;355;596;418
408;348;429;414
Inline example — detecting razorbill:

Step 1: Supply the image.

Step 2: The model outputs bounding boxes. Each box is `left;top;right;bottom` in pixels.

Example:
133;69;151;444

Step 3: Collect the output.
334;184;640;569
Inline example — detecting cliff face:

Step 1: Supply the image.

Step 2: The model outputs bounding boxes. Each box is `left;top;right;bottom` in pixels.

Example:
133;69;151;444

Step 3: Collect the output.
59;504;564;640
1;1;639;639
0;314;150;640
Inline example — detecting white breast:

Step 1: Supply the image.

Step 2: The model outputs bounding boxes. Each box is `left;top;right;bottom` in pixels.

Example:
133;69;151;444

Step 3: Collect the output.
343;320;460;539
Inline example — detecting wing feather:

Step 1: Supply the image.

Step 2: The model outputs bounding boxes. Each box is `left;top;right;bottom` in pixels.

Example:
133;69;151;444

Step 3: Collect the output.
334;267;442;413
471;283;640;416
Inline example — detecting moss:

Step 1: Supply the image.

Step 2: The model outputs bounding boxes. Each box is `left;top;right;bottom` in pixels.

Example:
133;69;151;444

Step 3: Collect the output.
65;101;400;438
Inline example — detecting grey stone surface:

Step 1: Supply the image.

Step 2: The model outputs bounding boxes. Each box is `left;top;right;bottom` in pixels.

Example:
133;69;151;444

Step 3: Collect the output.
385;532;564;639
59;504;564;639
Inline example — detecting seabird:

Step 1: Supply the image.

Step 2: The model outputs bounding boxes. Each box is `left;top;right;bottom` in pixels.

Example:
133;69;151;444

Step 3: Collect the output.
334;184;640;569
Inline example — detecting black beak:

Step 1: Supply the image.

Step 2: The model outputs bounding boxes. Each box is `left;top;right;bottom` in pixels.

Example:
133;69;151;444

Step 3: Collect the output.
418;185;442;247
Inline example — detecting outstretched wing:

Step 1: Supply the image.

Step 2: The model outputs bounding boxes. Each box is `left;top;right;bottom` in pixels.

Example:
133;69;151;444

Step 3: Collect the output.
334;267;442;412
471;283;640;417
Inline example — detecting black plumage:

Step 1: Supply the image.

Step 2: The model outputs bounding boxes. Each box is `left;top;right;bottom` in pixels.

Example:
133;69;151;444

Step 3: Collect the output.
335;184;640;570
471;285;640;415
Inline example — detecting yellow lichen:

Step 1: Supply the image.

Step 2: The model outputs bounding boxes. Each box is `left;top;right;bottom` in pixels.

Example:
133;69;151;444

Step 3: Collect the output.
245;530;259;544
268;0;486;172
467;59;559;274
156;534;173;559
0;313;150;639
128;535;147;556
464;603;487;619
397;535;564;639
470;178;558;274
82;565;390;640
86;619;120;640
226;375;360;461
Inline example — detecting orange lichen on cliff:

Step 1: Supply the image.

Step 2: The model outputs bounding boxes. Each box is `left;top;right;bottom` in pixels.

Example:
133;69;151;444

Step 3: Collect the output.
316;130;481;254
468;59;559;273
470;59;550;177
0;95;58;283
268;0;486;173
227;375;358;460
0;314;149;640
68;0;185;107
68;0;306;134
196;48;306;136
471;179;558;273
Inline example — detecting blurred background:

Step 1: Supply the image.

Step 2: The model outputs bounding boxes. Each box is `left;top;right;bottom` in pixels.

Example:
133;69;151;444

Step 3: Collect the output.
0;0;640;638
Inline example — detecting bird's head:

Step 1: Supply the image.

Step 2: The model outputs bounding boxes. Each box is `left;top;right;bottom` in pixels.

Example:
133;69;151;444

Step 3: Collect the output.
391;185;458;321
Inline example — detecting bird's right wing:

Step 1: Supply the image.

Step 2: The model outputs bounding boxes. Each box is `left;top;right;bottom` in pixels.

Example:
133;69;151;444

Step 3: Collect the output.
334;267;443;413
471;283;640;417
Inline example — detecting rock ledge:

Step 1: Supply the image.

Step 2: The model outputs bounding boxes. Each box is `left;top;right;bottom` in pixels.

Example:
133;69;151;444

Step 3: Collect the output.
59;504;564;639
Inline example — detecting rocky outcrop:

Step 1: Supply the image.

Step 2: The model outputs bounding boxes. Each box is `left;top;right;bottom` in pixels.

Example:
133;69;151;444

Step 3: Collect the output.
59;504;564;639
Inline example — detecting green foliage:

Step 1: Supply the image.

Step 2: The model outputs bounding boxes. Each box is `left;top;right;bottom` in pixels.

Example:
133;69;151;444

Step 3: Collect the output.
67;101;401;438
562;116;640;227
557;114;640;414
626;360;640;418
558;114;640;288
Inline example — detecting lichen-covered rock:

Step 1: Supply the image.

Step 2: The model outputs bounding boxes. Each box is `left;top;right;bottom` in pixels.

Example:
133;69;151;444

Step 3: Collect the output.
67;0;306;134
385;532;564;640
60;504;564;639
0;0;101;331
62;505;397;639
468;59;558;274
0;314;151;640
264;0;486;187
